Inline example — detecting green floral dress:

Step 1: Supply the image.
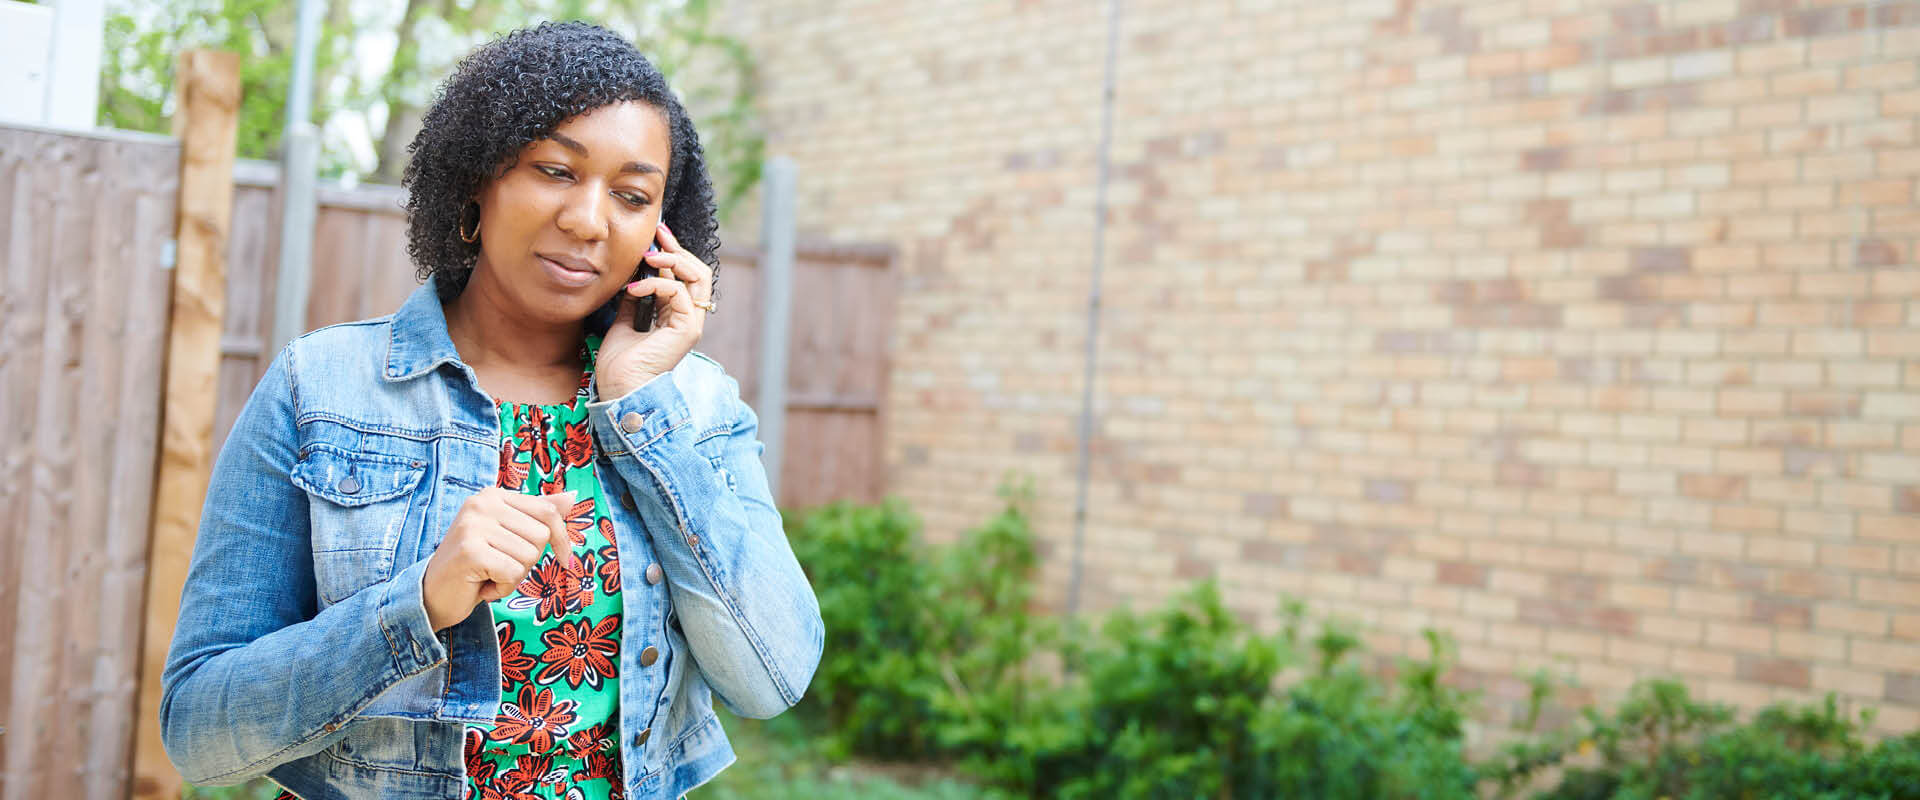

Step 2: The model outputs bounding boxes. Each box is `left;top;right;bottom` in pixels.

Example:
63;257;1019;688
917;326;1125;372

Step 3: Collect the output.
463;333;627;800
270;335;628;800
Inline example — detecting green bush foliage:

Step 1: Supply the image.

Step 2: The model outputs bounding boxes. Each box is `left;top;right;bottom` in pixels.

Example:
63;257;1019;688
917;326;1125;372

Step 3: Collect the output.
1488;679;1920;800
783;486;1920;800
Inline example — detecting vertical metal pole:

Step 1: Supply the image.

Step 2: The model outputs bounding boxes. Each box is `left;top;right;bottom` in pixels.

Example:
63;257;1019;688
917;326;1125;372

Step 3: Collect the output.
1066;0;1123;618
270;0;323;353
284;0;322;133
756;157;797;501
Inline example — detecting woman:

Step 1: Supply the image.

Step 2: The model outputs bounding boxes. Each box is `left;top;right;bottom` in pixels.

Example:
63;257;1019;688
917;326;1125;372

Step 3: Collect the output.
160;22;823;800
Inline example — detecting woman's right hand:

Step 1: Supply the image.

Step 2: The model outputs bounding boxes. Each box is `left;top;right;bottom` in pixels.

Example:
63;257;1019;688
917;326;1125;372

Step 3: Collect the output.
421;487;578;631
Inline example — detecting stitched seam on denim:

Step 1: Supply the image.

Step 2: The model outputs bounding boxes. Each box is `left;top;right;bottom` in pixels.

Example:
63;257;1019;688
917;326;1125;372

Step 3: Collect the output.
286;342;304;425
324;747;460;778
588;404;636;457
668;713;718;756
293;450;425;507
320;578;373;609
593;428;633;458
632;449;795;706
298;444;419;466
443;475;490;491
378;580;405;665
294;481;420;507
633;416;691;452
295;413;478;445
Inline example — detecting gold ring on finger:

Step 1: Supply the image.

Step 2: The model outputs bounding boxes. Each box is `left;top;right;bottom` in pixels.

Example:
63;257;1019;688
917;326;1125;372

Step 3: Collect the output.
695;299;718;314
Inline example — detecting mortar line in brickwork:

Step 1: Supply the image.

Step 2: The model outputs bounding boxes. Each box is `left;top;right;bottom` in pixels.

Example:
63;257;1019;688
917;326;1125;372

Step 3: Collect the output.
1067;0;1124;620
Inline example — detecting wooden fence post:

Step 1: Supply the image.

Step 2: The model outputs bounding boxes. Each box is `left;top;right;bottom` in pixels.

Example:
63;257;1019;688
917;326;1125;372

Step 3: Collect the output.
130;49;240;800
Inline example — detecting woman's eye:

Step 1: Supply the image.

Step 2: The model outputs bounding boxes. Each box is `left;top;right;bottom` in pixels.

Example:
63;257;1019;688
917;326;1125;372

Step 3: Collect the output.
536;165;571;180
615;192;649;208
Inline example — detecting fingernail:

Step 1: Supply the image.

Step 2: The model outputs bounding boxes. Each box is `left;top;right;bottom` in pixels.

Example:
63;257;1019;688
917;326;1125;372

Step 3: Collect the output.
658;221;671;234
626;281;641;290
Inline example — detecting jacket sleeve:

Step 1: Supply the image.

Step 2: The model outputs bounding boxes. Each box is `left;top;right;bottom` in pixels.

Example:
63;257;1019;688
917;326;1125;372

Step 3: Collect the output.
158;346;448;785
586;360;824;718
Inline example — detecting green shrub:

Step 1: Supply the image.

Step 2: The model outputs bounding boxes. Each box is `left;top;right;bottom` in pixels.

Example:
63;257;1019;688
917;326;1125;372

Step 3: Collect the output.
786;485;1482;799
784;479;1051;762
784;489;1919;800
1497;680;1920;800
786;498;945;759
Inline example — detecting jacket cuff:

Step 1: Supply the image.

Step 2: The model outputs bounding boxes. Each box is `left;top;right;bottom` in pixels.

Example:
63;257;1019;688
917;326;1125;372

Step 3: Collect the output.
586;371;689;457
377;558;446;675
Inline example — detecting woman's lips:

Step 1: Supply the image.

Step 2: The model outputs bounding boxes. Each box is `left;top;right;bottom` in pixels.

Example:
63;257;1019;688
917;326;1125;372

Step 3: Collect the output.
540;255;597;287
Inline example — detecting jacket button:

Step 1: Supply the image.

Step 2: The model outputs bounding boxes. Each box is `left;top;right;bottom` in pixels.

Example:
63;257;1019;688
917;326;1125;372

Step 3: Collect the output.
687;533;699;548
646;563;663;585
621;492;636;510
633;727;650;746
619;412;644;434
640;645;659;667
336;475;361;495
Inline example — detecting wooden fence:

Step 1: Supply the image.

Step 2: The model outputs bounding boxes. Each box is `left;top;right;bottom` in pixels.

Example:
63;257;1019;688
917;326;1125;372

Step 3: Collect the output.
0;124;180;800
1;126;896;797
213;160;897;507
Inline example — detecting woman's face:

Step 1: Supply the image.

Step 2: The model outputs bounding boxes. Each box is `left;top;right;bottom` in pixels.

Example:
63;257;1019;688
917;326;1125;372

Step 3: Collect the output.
470;100;673;325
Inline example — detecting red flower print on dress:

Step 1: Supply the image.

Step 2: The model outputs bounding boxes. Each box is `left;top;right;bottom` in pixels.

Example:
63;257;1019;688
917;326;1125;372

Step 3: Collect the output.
507;558;590;622
489;685;578;753
596;542;621;593
526;407;555;474
561;720;614;760
567;551;599;604
497;440;529;490
562;497;596;546
463;727;497;799
571;742;621;784
535;614;621;690
538;471;568;497
562;419;594;469
498;751;566;799
496;620;535;689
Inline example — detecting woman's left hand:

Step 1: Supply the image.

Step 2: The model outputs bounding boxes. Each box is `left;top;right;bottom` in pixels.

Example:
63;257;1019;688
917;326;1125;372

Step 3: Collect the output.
596;221;714;399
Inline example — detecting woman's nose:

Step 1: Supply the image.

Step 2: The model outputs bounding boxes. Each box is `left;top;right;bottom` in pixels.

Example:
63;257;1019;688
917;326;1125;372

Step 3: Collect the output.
555;185;610;241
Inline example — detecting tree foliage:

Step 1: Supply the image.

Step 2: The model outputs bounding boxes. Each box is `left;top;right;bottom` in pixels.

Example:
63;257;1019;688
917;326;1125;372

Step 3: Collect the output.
99;0;763;217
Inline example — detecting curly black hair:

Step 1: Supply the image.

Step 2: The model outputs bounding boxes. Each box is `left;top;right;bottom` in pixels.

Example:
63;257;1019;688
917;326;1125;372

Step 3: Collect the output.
402;21;720;315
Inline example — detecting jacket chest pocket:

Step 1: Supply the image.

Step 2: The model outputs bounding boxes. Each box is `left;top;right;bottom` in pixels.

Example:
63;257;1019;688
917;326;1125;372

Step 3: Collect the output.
292;445;428;606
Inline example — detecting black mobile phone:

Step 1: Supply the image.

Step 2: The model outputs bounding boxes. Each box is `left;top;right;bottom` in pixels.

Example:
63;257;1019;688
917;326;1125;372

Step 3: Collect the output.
631;239;661;332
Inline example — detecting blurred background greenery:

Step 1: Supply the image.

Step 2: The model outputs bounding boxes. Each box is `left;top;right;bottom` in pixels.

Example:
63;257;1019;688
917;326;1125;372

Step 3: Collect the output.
99;0;763;212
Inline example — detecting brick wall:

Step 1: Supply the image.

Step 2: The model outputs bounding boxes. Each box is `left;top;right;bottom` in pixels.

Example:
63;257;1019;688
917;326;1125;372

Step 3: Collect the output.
724;0;1920;732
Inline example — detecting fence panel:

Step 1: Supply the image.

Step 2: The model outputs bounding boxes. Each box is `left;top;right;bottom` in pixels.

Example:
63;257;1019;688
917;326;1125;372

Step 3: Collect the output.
214;175;897;510
0;124;179;800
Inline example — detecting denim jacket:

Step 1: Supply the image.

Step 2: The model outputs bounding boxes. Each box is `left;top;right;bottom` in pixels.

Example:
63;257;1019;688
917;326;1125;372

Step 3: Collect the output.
161;282;824;800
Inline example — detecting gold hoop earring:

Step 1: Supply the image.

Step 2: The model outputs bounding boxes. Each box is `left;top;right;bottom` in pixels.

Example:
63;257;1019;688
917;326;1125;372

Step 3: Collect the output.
458;203;481;244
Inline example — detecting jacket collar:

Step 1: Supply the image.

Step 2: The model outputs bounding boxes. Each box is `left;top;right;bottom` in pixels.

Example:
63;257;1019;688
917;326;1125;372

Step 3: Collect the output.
383;281;617;382
384;283;464;382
